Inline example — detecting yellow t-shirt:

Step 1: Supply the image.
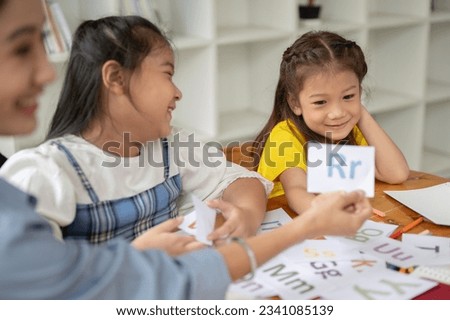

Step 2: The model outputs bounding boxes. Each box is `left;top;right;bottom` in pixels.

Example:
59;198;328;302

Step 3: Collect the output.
257;120;368;198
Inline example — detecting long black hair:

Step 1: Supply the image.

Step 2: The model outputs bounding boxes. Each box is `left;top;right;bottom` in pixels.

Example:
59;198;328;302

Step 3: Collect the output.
47;15;169;140
253;31;368;168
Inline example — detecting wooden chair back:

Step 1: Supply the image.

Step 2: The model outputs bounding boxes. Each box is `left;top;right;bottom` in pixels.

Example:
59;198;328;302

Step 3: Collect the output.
222;141;257;171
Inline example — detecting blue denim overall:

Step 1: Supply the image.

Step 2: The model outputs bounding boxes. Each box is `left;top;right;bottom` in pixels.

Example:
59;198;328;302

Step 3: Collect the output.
52;139;181;244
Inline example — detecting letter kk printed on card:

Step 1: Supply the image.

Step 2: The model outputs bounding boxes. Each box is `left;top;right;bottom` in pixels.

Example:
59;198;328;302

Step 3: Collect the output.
307;143;375;197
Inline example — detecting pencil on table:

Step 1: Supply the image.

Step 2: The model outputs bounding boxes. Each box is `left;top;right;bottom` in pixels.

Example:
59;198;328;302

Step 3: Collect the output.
372;208;386;217
390;216;424;239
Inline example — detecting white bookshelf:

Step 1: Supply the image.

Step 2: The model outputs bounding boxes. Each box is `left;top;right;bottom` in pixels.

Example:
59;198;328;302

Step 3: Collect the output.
2;0;450;176
424;0;450;176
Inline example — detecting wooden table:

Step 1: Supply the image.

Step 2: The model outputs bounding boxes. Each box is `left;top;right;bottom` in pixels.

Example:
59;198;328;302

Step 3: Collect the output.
265;170;450;299
266;170;450;238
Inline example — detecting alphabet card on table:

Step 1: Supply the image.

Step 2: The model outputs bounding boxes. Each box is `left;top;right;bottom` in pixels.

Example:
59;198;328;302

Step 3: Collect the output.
257;208;292;234
402;234;450;265
254;258;327;300
320;268;437;300
279;239;362;263
307;143;375;197
402;234;450;285
226;278;278;300
327;220;398;248
277;256;366;290
328;220;431;268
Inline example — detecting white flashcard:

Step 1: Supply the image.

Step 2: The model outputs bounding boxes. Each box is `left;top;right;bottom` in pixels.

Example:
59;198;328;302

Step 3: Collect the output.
402;234;450;265
191;195;216;245
178;195;216;245
307;143;375;197
178;211;197;236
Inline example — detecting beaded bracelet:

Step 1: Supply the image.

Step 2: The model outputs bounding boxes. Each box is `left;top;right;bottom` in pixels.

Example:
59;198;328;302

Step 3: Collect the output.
231;237;257;280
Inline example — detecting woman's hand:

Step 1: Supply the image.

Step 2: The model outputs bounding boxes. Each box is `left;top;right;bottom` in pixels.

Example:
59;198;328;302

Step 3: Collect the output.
206;198;258;242
131;217;205;255
302;190;372;237
217;190;372;281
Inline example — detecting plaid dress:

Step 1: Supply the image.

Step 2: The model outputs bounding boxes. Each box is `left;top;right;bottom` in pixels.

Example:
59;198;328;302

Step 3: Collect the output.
52;139;182;244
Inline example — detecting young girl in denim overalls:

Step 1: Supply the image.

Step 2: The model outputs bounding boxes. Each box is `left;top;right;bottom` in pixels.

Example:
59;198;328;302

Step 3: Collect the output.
1;16;272;254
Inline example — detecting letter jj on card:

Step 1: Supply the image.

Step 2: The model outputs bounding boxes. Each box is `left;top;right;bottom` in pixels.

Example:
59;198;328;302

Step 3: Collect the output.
307;143;375;197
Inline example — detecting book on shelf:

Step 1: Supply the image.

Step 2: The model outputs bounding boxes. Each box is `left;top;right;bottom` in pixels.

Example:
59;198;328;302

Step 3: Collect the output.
119;0;167;33
48;0;72;50
41;0;72;57
41;0;58;55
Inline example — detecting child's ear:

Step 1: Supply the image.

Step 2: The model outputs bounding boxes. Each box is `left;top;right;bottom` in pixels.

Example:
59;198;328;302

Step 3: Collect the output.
102;60;126;95
287;93;302;116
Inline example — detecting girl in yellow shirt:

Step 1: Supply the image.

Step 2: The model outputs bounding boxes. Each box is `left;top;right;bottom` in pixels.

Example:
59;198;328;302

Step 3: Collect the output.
254;31;409;214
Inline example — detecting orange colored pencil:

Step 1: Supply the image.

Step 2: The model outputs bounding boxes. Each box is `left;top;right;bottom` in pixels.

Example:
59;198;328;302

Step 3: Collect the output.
372;208;386;217
389;217;424;239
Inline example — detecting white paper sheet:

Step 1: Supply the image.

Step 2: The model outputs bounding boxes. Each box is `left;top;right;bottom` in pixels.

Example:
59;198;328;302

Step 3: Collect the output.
384;182;450;226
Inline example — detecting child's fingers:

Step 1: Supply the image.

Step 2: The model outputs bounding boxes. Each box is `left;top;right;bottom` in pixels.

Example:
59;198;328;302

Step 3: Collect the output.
184;241;206;252
207;219;238;241
206;198;231;214
207;226;231;241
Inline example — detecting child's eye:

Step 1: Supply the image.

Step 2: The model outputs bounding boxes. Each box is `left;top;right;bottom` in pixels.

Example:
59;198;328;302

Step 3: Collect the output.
14;45;32;56
343;94;355;100
313;100;326;106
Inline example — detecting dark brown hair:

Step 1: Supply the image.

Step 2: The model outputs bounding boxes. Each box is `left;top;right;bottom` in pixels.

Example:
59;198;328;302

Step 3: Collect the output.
47;15;170;140
253;30;368;168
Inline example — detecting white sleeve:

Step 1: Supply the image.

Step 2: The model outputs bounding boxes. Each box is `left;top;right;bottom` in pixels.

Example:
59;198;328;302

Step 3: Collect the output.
0;148;77;238
170;129;273;215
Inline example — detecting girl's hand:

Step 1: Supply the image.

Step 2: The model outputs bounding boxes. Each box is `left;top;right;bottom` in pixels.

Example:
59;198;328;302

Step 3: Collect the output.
206;198;257;242
131;217;205;255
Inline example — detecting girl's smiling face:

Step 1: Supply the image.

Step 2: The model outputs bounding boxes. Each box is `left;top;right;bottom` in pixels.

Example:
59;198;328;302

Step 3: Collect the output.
107;45;182;145
127;46;182;141
290;69;362;142
0;0;56;136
